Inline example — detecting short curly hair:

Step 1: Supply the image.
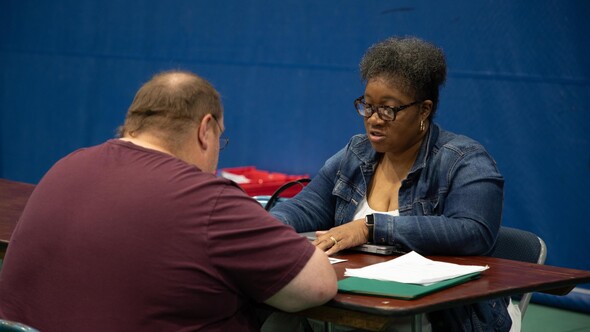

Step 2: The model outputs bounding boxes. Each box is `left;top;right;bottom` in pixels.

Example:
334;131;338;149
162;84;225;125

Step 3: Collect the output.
359;37;447;117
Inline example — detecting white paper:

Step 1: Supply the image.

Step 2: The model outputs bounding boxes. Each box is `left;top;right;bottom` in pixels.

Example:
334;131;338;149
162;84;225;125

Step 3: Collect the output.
344;251;488;285
329;257;348;264
219;171;251;184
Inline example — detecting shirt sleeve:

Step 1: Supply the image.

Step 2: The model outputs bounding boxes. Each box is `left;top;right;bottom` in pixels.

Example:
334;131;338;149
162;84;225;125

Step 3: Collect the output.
206;182;316;302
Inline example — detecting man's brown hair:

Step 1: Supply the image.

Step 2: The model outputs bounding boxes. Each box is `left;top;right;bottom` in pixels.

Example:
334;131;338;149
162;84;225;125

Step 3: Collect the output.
118;70;222;150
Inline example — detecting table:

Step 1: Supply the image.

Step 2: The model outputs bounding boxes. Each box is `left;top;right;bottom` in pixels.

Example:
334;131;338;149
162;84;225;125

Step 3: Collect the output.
0;178;35;258
295;252;590;331
2;178;590;331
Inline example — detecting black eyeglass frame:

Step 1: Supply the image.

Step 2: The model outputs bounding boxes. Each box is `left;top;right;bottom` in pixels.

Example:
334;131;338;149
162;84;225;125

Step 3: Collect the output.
211;115;229;150
354;96;422;122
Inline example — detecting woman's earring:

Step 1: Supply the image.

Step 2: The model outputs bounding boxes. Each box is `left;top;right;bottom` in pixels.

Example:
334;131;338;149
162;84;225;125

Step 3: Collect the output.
420;120;425;132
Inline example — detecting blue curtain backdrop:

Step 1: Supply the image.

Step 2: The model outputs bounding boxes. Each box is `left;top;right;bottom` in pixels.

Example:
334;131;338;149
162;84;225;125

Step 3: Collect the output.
1;0;589;311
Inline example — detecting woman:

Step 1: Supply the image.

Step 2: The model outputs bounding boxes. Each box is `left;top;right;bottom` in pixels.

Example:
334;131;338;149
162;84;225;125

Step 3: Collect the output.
270;37;514;331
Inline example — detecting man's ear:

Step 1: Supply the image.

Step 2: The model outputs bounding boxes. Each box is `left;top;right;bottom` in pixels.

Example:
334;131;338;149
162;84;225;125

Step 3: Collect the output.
197;114;214;150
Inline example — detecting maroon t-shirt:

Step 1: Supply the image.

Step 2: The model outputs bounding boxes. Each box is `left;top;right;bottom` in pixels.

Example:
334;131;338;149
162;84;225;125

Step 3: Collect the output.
0;140;315;331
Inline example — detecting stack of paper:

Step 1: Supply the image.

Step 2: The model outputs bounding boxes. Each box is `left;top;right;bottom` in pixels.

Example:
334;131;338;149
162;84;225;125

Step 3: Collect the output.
344;251;489;286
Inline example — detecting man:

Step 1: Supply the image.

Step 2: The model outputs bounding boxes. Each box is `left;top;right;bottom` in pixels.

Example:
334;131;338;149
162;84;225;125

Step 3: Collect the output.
0;70;337;331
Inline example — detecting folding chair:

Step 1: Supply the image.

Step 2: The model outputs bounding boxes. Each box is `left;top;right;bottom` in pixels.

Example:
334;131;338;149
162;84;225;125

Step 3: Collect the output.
489;226;547;318
0;320;39;332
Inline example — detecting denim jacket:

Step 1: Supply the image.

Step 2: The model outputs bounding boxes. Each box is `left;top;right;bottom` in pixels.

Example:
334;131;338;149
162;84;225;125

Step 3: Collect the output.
271;124;511;331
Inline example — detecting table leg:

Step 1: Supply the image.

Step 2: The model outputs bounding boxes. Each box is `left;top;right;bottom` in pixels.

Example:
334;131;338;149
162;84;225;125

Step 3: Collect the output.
324;321;333;332
411;314;423;332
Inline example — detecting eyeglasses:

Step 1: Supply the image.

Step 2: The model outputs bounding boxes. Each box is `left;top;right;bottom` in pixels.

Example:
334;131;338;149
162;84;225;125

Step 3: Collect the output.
212;115;229;150
354;96;421;122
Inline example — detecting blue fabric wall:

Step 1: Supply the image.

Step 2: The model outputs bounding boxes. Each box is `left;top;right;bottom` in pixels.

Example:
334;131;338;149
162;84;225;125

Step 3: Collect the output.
1;0;589;310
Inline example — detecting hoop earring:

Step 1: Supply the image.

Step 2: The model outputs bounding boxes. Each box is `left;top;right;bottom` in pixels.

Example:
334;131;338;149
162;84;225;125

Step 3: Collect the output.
420;120;425;132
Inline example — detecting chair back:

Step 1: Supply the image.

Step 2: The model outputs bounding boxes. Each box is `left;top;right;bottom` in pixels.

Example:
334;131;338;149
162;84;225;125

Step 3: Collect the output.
0;320;39;332
489;226;547;318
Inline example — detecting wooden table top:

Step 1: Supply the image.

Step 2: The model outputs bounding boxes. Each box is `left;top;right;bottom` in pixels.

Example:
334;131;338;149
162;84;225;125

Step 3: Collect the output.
0;178;35;244
294;252;590;331
319;252;590;317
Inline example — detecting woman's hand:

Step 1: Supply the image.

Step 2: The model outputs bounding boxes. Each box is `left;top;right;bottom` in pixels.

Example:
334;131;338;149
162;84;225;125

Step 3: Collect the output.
312;219;369;255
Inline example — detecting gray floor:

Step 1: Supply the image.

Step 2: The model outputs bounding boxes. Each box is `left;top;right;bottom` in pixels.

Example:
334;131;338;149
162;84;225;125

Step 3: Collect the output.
523;303;590;332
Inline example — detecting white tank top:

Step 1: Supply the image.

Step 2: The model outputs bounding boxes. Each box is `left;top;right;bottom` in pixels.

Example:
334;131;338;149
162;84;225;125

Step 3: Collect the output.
353;196;400;219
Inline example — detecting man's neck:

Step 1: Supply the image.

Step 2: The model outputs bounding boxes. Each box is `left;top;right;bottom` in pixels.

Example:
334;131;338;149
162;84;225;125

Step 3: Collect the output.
120;131;209;172
119;135;175;157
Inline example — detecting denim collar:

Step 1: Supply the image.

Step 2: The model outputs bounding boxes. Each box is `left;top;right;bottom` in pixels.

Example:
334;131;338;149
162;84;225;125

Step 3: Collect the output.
409;123;440;176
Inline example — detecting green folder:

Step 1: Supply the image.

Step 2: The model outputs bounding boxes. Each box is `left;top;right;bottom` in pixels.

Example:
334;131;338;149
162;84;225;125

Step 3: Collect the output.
338;272;481;300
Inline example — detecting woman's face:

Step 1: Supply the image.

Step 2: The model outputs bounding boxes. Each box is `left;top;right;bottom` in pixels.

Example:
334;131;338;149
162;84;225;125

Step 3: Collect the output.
363;77;429;154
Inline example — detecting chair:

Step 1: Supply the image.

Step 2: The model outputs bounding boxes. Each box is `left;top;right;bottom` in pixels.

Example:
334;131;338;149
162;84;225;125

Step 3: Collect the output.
253;178;310;210
263;178;310;211
489;226;547;319
0;320;39;332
